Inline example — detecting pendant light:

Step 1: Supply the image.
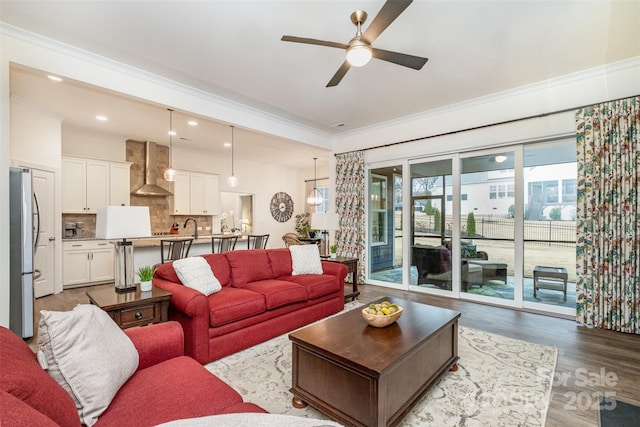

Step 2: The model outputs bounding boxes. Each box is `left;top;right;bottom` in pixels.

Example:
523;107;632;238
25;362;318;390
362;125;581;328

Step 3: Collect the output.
163;109;177;182
307;157;323;206
226;125;239;187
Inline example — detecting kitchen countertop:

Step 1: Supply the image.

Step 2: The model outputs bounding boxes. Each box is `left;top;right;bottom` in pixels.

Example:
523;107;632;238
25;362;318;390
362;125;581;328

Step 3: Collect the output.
62;234;247;248
132;234;247;248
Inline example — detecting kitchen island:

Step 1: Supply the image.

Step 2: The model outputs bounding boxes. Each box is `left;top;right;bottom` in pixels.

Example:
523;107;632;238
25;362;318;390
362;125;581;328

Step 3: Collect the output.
132;234;248;271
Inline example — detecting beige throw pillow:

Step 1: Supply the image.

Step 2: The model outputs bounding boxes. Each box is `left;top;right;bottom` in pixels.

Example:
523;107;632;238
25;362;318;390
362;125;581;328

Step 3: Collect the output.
37;304;139;427
173;256;221;295
290;244;323;275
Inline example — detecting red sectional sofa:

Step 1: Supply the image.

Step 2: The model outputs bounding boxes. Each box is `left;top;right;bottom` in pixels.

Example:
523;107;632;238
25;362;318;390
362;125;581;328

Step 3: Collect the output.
0;322;266;426
153;248;348;364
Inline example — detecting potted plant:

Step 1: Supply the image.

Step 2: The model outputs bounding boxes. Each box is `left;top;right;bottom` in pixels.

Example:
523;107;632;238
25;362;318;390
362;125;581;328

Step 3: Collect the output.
136;265;155;292
330;244;338;259
295;213;311;238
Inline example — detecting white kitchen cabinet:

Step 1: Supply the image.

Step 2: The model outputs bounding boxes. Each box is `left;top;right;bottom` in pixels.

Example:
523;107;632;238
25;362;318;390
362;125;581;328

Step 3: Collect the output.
62;156;130;213
61;157;88;213
109;162;131;207
172;170;191;215
63;240;114;288
172;171;220;215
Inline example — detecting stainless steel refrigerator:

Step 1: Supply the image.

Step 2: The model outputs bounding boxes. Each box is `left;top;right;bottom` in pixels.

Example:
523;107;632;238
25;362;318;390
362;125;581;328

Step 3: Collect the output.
9;167;40;339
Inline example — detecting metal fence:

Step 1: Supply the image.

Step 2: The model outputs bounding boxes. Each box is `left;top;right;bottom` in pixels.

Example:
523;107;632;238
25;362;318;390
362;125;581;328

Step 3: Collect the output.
414;214;576;248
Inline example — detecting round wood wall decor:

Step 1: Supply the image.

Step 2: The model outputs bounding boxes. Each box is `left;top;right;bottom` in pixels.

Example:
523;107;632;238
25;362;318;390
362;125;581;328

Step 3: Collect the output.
270;192;294;222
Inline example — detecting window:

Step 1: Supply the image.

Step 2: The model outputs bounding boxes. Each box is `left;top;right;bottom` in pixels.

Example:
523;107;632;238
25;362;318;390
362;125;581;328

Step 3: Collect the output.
489;185;497;199
562;179;576;202
544;181;558;203
507;184;515;198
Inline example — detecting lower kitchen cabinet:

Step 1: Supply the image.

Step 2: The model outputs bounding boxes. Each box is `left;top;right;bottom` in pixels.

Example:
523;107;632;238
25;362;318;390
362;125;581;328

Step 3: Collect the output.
63;240;115;288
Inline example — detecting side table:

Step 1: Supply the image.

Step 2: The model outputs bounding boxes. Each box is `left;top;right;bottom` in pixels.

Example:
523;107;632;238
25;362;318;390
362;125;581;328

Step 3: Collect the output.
533;266;568;301
86;285;172;329
325;256;359;301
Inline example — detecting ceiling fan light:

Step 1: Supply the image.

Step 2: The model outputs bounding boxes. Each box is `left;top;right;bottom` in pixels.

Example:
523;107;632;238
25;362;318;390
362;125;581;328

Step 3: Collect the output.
495;155;507;163
346;44;372;67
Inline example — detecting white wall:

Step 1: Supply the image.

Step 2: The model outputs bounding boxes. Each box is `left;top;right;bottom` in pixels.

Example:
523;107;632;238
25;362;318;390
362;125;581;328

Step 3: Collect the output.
334;58;640;161
10;98;62;167
62;126;126;161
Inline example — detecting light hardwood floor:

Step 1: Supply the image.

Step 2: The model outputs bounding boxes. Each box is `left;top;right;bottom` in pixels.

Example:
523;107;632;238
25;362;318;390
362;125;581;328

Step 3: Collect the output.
32;283;640;427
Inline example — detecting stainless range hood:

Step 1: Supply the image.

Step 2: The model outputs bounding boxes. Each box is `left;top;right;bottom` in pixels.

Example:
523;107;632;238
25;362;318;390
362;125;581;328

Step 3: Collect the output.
131;140;173;197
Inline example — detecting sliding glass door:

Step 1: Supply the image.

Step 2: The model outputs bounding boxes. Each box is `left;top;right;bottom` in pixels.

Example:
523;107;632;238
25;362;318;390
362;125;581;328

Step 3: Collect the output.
409;159;454;292
363;138;576;317
522;141;577;314
368;165;403;286
459;151;516;303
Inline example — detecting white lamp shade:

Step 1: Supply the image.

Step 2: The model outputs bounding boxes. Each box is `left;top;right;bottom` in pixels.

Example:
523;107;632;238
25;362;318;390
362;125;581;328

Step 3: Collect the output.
310;213;327;230
96;206;152;239
227;174;239;187
326;212;340;230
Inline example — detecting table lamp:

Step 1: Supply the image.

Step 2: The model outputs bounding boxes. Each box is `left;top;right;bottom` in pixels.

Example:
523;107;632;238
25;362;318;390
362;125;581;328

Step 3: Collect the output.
96;206;152;292
311;212;339;258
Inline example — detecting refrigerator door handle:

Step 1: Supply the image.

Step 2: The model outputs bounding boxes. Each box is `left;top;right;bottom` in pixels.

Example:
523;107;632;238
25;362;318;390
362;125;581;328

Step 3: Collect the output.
33;191;41;256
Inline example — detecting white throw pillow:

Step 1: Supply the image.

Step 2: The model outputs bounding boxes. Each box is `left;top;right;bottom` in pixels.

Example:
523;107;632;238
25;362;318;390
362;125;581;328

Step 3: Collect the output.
37;304;139;427
290;244;323;275
173;256;221;295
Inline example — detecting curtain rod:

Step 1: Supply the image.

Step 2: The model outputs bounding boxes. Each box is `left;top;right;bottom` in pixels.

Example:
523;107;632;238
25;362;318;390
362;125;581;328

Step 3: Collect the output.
304;177;329;183
335;93;639;155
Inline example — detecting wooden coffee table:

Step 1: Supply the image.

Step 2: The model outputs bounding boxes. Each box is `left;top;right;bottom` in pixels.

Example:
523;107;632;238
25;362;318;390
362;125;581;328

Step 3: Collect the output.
289;297;461;427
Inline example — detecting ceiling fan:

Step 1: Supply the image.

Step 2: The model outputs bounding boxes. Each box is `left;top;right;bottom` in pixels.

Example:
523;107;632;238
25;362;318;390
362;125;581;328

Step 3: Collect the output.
281;0;428;87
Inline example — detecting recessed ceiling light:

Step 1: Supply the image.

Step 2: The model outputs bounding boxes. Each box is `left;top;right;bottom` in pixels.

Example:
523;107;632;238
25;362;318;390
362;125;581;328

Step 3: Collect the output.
47;75;63;82
188;120;198;126
95;115;108;122
224;142;231;148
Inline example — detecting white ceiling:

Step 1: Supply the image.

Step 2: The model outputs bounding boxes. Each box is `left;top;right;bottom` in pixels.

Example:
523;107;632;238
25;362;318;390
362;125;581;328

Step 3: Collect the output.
2;0;639;165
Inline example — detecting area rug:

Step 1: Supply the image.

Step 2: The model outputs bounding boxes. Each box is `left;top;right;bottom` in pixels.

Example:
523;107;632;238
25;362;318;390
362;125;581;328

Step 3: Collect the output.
599;396;640;427
206;302;557;426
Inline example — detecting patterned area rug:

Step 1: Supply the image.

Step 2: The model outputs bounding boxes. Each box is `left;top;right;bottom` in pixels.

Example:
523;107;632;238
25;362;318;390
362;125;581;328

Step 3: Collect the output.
206;302;557;426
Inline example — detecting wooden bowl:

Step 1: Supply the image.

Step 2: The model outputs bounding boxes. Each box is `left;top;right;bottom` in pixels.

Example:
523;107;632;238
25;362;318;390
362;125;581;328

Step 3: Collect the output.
361;306;403;328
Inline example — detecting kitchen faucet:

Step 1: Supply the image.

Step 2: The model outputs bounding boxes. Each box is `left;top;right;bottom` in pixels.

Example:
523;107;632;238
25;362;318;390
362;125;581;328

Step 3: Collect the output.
183;218;198;239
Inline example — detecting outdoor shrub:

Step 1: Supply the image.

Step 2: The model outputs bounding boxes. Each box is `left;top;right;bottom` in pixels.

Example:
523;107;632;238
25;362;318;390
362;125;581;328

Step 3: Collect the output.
433;208;441;231
466;212;476;236
549;207;562;220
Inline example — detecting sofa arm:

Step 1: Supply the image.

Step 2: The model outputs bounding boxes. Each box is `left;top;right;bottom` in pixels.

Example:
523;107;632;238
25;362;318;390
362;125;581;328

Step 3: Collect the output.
152;277;212;364
321;261;348;284
125;321;184;371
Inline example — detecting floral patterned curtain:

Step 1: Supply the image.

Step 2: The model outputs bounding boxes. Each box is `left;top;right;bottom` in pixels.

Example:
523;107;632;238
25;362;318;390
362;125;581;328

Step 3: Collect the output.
335;151;366;283
575;95;640;334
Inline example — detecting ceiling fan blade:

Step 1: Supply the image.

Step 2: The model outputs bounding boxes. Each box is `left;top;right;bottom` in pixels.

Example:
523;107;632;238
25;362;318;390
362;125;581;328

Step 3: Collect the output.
372;47;428;70
326;61;351;87
281;35;348;50
362;0;413;44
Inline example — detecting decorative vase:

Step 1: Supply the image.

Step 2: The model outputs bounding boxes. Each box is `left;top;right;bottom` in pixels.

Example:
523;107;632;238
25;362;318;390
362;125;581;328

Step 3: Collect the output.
140;280;152;292
330;253;337;259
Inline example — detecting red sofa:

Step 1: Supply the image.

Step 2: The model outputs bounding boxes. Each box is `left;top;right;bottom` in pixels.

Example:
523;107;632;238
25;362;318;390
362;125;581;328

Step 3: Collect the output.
0;322;266;426
153;248;348;364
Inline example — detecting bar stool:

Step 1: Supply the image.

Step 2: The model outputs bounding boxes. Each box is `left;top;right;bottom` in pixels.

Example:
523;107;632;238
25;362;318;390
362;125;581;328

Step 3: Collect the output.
160;238;193;263
247;234;269;249
211;235;238;253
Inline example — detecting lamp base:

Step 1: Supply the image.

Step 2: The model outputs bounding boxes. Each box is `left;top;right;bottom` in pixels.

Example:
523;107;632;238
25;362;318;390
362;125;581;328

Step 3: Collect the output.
115;284;138;293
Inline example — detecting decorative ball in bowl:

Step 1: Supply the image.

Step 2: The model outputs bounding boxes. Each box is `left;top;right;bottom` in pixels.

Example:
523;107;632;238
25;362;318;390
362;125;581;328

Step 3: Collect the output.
362;301;403;328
